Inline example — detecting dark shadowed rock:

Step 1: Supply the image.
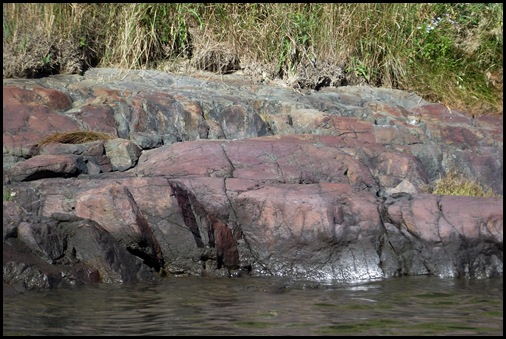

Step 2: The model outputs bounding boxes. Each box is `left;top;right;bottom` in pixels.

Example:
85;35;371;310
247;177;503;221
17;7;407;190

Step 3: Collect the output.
5;154;87;183
3;202;159;292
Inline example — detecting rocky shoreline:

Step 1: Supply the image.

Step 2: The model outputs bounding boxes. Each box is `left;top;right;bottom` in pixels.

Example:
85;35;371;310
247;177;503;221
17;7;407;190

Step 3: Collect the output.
3;68;503;292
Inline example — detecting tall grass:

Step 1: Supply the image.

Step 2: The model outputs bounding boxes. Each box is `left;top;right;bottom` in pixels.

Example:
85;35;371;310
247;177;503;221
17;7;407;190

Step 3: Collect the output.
3;3;503;116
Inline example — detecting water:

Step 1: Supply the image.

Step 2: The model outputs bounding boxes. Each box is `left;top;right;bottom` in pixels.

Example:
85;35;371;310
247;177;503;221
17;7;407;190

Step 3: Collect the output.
3;276;503;336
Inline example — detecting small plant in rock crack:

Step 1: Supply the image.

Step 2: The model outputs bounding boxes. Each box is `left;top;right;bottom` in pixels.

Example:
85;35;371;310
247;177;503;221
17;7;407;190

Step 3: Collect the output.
428;169;499;197
3;186;16;201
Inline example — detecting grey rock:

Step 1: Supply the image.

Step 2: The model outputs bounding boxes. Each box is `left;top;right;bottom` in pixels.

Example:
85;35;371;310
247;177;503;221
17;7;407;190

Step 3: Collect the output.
104;138;142;171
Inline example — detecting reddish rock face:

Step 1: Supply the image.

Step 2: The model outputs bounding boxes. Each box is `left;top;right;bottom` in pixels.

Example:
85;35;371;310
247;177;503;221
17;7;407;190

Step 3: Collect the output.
2;86;80;164
3;104;79;149
2;69;503;290
3;86;71;110
5;154;87;182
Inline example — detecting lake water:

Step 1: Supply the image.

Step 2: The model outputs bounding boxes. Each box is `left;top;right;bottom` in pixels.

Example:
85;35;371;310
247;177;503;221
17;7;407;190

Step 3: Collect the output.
3;276;503;336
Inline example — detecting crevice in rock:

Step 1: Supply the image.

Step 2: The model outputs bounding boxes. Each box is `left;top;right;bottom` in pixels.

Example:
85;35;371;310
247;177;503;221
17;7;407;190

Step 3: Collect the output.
287;114;293;127
23;170;80;182
114;185;165;273
220;143;236;178
435;196;458;271
127;246;162;272
376;203;404;278
168;182;205;248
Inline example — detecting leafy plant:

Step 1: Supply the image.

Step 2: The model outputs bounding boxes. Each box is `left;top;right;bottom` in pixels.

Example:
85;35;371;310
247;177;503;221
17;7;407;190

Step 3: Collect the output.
79;36;87;48
349;57;371;83
3;186;16;201
41;52;52;66
276;5;318;77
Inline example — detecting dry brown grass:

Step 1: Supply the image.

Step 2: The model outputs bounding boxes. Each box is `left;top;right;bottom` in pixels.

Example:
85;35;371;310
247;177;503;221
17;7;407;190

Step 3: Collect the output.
38;131;115;146
3;3;101;78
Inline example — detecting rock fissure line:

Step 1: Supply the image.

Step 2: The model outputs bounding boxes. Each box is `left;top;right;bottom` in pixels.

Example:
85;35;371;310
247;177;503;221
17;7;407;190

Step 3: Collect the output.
375;203;401;275
168;182;205;248
221;178;242;253
220;143;236;178
435;196;460;272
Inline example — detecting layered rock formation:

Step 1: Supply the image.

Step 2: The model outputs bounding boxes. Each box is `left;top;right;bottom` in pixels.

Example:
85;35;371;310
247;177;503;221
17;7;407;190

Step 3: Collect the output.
3;68;503;291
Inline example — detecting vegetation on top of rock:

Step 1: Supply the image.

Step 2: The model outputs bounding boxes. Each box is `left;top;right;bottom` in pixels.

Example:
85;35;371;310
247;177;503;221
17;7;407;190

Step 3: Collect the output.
2;3;503;116
38;131;115;146
429;169;500;198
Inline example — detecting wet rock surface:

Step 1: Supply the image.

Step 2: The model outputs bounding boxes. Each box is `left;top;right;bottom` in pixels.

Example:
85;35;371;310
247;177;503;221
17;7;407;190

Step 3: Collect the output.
3;68;503;292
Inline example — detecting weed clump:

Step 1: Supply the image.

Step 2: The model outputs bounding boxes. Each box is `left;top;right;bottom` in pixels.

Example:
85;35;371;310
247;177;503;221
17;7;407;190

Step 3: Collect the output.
431;169;499;197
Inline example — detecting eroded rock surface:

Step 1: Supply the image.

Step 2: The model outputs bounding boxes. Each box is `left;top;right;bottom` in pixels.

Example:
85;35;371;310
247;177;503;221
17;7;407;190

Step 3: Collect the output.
3;68;503;292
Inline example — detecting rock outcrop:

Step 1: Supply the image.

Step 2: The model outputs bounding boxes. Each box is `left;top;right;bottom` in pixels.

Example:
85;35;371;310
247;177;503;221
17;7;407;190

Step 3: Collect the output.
3;68;503;291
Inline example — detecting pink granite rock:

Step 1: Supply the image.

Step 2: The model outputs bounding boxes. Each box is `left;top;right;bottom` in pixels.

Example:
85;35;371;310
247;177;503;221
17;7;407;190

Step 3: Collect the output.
5;154;87;183
2;69;503;290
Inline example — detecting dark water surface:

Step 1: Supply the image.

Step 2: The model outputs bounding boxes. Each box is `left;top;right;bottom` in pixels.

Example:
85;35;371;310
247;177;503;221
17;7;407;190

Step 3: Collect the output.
3;276;503;336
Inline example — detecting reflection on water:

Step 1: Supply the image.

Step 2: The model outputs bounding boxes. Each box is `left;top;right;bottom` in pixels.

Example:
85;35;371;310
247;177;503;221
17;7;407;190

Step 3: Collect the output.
3;276;503;336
